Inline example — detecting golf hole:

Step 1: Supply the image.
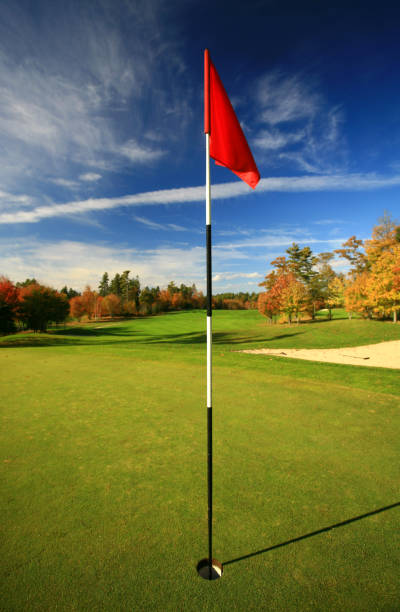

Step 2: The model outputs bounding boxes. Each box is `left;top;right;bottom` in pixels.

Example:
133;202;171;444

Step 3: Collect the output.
196;558;223;580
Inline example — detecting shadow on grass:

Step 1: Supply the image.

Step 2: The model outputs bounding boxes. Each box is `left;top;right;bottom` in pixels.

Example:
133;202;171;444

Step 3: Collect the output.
1;328;305;348
0;336;80;348
223;502;400;567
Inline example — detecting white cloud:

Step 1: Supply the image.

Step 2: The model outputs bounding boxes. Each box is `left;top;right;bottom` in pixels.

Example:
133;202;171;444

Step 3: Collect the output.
116;140;165;163
1;172;400;225
133;216;187;231
0;2;190;192
133;216;166;230
0;239;206;291
257;72;320;125
313;219;343;226
213;272;261;281
0;230;351;294
216;229;251;237
254;128;304;151
79;173;102;182
168;223;186;232
214;236;346;251
0;190;33;211
254;71;346;173
50;178;80;190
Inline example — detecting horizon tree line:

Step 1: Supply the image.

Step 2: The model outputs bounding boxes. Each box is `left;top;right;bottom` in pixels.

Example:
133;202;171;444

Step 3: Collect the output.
1;214;399;333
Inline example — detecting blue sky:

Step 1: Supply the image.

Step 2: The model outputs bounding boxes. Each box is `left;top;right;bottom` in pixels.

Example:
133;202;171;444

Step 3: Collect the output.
1;0;399;293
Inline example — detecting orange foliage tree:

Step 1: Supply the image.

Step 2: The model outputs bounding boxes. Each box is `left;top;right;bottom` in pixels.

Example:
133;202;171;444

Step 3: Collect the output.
18;283;69;332
103;293;121;317
280;274;309;324
344;271;373;319
0;277;20;333
258;268;308;324
367;245;400;321
69;296;86;321
257;270;282;323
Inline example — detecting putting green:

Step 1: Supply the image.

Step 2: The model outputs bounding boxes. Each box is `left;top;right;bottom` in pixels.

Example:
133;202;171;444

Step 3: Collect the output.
1;310;399;610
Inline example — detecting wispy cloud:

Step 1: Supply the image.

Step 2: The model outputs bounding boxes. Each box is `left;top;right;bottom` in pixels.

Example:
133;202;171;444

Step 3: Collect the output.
79;173;102;182
1;172;400;225
133;216;186;231
50;178;80;190
116;140;165;164
254;128;304;151
214;236;346;251
313;218;344;226
213;272;261;281
257;72;320;125
254;71;346;173
0;190;33;211
0;2;190;192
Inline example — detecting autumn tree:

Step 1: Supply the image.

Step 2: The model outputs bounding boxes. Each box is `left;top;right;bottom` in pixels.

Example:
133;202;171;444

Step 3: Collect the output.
325;276;346;317
367;244;400;322
364;212;399;266
280;273;309;324
103;293;121;317
0;277;20;333
258;266;308;324
69;296;86;321
158;289;172;312
191;289;206;309
344;272;372;319
314;252;337;318
257;291;276;323
334;236;368;275
171;291;185;310
343;214;400;321
258;269;279;322
80;286;98;319
18;284;69;332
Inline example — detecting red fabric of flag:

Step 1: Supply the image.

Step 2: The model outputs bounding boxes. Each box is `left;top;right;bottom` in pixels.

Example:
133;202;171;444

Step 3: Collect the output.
204;50;260;189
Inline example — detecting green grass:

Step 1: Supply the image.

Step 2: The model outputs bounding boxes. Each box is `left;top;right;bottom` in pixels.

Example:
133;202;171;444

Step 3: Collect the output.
1;310;399;610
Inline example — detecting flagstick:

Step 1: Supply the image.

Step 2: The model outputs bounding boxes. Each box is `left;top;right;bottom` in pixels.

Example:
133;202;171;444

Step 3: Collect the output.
199;47;258;581
205;131;213;581
196;48;223;582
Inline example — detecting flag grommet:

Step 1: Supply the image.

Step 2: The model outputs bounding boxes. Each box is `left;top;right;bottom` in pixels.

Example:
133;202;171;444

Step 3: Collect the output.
196;558;223;580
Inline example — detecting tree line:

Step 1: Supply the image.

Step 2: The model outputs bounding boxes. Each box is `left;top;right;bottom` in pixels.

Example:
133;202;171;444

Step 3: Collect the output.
2;214;399;333
0;270;257;334
257;214;400;324
69;274;207;320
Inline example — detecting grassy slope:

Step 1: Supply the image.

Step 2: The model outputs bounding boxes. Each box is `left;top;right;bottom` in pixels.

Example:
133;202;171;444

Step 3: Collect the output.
1;311;399;610
3;308;400;396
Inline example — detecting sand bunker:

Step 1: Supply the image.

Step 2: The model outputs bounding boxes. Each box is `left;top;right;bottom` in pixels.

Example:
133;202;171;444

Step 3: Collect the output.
240;340;400;369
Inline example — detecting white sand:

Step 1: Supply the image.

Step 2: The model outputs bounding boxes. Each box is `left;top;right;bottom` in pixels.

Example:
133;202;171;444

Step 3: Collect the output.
240;340;400;369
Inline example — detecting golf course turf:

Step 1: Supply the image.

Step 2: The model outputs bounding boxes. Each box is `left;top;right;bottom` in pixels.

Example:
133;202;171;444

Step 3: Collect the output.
1;310;399;610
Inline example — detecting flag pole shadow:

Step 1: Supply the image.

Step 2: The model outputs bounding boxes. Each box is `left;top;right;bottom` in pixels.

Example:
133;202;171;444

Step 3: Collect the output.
222;502;400;567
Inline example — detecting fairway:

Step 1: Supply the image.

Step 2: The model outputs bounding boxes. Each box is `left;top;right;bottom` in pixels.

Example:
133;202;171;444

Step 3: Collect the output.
1;310;399;610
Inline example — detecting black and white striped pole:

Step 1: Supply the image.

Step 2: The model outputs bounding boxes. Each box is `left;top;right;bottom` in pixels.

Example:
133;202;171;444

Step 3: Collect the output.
196;49;223;581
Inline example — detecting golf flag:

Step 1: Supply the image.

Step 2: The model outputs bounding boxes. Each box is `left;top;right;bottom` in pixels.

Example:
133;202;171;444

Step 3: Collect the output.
204;49;260;189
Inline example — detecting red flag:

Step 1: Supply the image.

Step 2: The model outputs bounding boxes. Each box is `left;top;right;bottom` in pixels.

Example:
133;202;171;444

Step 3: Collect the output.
204;49;260;189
